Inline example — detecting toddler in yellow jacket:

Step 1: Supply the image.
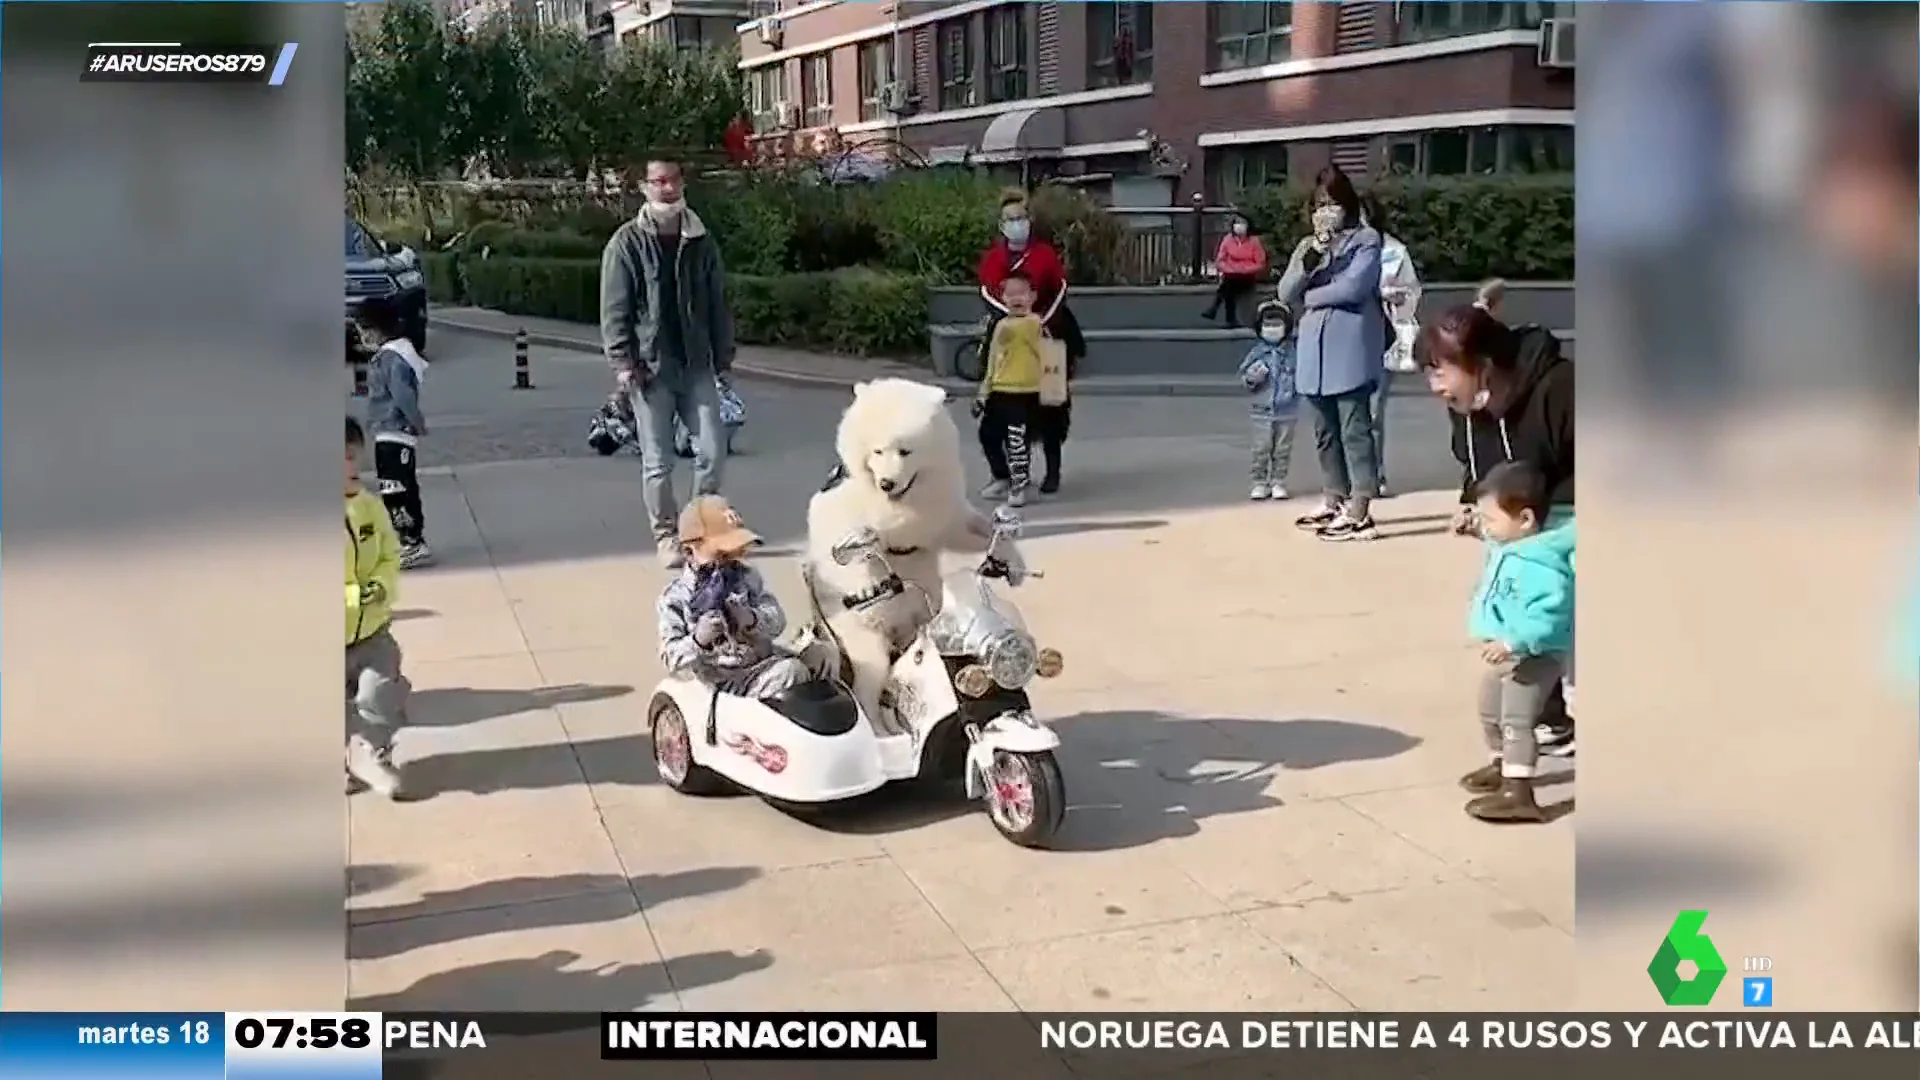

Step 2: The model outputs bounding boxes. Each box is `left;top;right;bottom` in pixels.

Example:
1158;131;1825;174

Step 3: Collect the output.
973;271;1045;505
346;416;414;799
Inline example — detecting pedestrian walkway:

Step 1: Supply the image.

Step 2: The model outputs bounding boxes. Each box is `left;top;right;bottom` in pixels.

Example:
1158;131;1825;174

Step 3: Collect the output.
347;443;1574;1013
433;307;1289;398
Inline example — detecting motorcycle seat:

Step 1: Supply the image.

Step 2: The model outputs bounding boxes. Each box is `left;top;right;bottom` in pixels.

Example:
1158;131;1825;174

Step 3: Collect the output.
765;679;861;737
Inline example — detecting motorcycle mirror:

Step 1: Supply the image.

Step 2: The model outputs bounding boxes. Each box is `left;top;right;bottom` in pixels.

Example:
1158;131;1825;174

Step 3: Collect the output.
830;527;881;565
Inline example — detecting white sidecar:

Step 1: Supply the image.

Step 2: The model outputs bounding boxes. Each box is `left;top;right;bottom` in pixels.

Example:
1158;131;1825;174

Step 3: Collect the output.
646;524;1069;846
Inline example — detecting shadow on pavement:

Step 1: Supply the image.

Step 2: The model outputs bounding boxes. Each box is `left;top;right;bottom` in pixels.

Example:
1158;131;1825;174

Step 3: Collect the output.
408;683;635;728
391;607;436;622
399;732;654;797
349;863;417;898
796;779;977;836
351;946;775;1014
1048;710;1422;852
1017;517;1167;542
349;866;761;960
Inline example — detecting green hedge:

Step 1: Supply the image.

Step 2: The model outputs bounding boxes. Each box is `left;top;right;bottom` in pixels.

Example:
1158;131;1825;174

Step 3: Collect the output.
1236;175;1573;281
457;255;927;358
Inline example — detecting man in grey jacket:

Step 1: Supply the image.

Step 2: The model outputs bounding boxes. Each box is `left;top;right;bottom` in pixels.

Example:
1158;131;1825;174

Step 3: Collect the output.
599;158;737;568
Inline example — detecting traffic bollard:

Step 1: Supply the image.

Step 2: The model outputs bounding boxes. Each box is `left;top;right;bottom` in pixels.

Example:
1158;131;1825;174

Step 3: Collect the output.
512;328;533;389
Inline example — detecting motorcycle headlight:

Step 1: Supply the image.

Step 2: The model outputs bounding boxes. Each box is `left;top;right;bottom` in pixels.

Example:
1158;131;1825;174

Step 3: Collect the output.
986;632;1037;689
394;270;424;290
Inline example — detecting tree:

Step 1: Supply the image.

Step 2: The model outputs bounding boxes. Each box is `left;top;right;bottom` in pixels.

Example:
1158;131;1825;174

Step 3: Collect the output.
352;0;460;180
347;0;748;183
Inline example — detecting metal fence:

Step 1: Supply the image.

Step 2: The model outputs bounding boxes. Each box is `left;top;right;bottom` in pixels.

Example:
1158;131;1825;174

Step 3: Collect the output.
1107;196;1244;285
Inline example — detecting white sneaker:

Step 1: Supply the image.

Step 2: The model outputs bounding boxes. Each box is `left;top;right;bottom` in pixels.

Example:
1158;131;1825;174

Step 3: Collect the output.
979;479;1010;500
1270;484;1290;501
398;542;435;570
1249;484;1272;501
346;735;405;799
1006;486;1029;508
656;537;685;569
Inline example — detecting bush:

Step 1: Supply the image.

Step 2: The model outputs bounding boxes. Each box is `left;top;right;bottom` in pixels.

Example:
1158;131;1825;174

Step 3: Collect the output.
688;174;797;278
459;222;605;259
1235;175;1574;281
869;170;1002;282
457;255;928;357
1027;184;1126;286
462;255;600;321
420;251;464;304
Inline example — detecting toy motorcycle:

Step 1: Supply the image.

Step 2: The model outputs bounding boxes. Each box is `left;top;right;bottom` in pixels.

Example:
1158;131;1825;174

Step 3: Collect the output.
645;513;1069;847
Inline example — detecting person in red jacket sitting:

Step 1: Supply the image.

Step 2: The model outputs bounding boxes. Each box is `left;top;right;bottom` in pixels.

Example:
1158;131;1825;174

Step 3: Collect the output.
1203;214;1269;327
977;189;1084;496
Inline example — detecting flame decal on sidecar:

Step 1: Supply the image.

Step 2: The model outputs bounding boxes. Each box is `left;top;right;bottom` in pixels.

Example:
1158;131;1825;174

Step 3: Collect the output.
723;732;789;774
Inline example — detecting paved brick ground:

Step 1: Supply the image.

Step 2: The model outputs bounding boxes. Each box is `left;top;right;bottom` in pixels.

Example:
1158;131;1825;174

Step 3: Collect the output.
347;401;1574;1011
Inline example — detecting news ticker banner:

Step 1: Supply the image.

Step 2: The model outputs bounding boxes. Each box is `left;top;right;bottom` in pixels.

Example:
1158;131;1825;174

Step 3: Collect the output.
79;42;300;85
15;1012;1920;1079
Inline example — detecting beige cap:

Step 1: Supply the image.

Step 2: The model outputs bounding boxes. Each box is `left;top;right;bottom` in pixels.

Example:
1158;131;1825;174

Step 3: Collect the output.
677;495;759;558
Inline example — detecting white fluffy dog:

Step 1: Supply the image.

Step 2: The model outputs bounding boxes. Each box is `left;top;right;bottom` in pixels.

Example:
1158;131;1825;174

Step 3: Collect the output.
803;378;1011;732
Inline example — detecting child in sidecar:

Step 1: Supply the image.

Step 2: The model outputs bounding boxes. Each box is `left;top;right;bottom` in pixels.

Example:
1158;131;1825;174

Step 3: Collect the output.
656;495;812;700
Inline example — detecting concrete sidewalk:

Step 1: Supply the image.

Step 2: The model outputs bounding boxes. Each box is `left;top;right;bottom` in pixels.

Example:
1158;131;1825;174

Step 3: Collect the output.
435;306;1432;398
347;434;1573;1013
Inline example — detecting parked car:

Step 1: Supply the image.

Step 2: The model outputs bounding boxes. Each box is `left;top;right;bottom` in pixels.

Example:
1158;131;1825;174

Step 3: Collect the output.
345;217;428;360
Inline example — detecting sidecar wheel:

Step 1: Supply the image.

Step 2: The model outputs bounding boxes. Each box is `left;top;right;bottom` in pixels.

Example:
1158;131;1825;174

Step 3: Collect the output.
984;750;1066;848
650;697;724;795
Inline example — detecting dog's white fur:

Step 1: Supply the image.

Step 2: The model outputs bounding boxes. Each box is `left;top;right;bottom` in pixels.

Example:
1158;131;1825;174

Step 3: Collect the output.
804;378;1005;731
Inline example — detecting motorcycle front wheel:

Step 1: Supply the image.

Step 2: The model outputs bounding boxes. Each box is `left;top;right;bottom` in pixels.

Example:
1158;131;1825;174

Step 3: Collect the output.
984;749;1066;848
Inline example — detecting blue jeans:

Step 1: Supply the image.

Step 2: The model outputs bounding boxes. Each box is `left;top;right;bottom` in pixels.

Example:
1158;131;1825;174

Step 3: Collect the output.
631;373;724;538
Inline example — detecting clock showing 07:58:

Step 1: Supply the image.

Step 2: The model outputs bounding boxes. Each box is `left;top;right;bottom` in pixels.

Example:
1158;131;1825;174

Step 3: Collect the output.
223;1013;383;1080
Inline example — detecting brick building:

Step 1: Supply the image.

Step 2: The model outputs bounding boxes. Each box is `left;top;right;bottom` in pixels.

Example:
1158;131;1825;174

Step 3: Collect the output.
736;1;1574;203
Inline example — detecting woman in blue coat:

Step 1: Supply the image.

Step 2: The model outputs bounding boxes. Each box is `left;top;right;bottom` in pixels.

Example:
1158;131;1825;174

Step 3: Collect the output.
1276;166;1387;541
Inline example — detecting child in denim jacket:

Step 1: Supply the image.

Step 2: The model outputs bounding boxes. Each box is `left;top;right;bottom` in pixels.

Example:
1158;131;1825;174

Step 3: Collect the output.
1238;304;1301;500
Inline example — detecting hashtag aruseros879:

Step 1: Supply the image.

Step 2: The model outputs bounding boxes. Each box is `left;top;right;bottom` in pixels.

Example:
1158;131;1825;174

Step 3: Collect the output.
81;44;280;83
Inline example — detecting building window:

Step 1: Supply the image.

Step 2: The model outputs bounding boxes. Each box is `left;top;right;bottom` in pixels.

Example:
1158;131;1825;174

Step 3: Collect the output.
1500;125;1575;173
748;64;788;133
801;53;832;129
1383;124;1572;177
984;6;1027;103
856;40;896;122
1210;2;1291;71
1088;2;1152;88
1396;2;1556;43
1207;144;1289;204
936;18;974;111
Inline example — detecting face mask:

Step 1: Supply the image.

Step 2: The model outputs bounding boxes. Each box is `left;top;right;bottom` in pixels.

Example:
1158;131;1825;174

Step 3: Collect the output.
1232;222;1249;236
1311;205;1344;238
1259;326;1285;344
647;198;685;219
1001;219;1030;244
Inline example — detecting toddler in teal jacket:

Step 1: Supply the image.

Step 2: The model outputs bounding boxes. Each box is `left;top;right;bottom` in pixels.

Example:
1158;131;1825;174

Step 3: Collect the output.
1461;461;1574;825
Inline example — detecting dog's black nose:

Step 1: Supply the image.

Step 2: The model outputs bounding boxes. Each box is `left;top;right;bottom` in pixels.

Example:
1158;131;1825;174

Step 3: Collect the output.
876;478;897;493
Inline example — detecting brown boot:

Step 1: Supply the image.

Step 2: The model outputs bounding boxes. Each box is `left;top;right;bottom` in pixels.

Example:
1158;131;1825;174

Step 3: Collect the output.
1466;778;1545;823
1459;761;1503;794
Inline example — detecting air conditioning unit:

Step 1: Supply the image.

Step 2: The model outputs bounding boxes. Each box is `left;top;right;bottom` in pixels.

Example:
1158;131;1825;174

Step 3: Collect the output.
1537;18;1575;69
758;17;784;48
774;101;799;129
881;81;911;114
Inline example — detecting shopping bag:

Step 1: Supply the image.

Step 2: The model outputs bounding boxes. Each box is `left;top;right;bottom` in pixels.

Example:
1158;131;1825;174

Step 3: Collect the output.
1037;336;1070;406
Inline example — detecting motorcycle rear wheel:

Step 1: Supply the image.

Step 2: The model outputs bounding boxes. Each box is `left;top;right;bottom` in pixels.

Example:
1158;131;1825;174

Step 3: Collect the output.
985;749;1066;848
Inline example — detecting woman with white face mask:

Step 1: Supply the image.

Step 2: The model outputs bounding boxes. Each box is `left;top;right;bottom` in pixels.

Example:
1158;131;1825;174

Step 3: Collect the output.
1274;166;1388;541
1203;215;1269;327
977;189;1084;497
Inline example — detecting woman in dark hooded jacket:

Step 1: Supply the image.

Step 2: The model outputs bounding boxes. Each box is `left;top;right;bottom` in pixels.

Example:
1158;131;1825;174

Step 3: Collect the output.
1422;283;1577;755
